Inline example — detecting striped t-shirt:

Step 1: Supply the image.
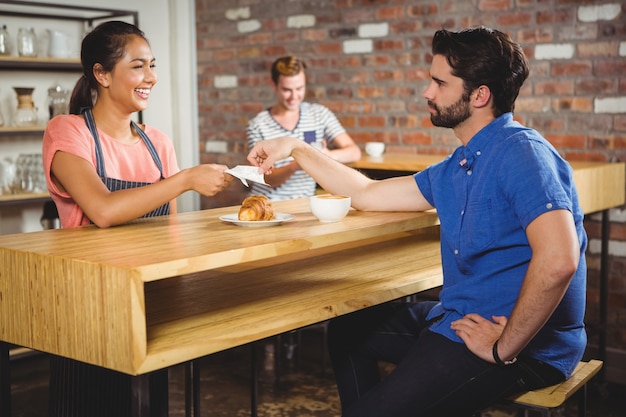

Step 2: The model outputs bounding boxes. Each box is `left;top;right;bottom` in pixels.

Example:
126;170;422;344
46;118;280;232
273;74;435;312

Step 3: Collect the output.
246;102;346;201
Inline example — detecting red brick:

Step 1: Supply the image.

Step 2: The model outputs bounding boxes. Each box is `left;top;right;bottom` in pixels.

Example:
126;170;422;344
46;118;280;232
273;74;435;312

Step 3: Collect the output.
595;59;626;76
535;80;574;95
405;68;430;82
390;21;421;34
607;135;626;149
402;131;432;145
407;4;438;17
372;131;400;144
374;69;404;82
301;29;328;42
376;6;406;20
527;116;566;132
314;42;342;56
374;39;404;51
390;115;419;128
515;97;551;112
578;41;620;57
552;97;593;112
262;45;288;58
576;78;617;95
550;61;593;76
274;31;299;44
356;86;385;99
338;116;356;129
345;101;375;114
363;55;391;66
497;12;533;27
237;47;261;59
247;33;272;45
358;116;387;128
342;8;375;24
213;49;235;61
351;132;376;142
615;115;626;132
545;134;586;148
387;86;418;98
536;9;574;24
477;0;511;11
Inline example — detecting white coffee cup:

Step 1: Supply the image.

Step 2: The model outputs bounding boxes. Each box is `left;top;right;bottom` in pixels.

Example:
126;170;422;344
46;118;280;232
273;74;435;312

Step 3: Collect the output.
365;142;385;157
310;194;351;222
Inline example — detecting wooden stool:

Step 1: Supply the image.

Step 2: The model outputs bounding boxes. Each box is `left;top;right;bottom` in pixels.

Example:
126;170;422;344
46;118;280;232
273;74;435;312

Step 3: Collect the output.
506;359;603;417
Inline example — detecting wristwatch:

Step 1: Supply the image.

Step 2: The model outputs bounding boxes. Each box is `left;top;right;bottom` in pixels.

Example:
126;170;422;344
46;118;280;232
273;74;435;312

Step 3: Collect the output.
493;339;517;366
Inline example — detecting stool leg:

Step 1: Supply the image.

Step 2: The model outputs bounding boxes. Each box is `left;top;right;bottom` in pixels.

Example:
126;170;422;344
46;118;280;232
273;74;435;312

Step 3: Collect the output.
0;342;10;417
250;343;258;417
185;361;201;417
578;383;587;417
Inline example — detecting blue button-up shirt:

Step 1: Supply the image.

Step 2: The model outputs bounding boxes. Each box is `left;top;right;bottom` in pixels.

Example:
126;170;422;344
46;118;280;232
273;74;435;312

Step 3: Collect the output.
414;113;587;377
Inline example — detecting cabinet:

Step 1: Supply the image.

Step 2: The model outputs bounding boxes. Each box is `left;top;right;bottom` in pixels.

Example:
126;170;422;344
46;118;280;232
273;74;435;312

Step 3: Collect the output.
0;1;138;206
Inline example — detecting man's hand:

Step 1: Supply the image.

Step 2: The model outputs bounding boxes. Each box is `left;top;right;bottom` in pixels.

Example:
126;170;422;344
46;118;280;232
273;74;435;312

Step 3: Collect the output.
247;137;300;174
450;313;508;363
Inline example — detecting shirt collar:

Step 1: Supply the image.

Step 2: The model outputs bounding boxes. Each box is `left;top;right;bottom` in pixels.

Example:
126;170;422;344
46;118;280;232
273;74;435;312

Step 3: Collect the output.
458;113;513;171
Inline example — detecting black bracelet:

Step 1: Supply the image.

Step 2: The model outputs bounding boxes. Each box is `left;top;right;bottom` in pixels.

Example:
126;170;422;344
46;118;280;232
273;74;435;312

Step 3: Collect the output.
493;339;517;366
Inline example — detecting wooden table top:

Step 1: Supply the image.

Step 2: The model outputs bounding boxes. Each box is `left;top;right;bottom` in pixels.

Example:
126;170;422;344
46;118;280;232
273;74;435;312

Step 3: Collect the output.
348;153;448;172
0;198;442;374
0;198;440;281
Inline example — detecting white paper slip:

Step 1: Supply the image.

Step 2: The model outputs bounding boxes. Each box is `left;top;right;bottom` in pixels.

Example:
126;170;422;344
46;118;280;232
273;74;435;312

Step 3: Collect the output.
225;165;270;187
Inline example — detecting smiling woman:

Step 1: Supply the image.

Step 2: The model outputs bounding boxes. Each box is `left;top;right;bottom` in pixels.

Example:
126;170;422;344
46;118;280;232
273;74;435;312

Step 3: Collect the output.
40;20;234;417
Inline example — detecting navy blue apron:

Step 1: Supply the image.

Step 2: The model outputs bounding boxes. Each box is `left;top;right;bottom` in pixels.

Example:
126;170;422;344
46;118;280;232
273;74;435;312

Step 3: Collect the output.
49;109;171;417
83;107;170;218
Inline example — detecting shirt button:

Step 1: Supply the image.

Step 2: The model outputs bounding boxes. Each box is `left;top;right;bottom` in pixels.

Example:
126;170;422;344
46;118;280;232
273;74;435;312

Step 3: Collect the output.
461;210;465;215
466;170;472;176
546;203;553;209
454;249;459;255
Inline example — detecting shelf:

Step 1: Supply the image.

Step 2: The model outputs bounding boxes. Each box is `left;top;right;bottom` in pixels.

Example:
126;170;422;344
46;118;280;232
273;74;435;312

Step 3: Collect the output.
0;126;45;136
0;192;49;206
0;55;81;71
0;1;138;25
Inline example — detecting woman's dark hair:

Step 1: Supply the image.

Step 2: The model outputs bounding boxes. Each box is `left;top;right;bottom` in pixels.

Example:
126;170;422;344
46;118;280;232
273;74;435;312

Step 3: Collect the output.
431;27;529;117
270;56;307;85
69;21;147;114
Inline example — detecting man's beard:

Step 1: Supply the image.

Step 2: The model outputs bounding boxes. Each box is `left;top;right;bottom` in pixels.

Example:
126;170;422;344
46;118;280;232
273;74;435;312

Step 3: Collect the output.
429;91;471;128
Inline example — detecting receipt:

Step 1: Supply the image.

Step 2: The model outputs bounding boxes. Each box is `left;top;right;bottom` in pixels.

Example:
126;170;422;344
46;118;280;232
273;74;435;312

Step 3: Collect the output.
225;165;270;187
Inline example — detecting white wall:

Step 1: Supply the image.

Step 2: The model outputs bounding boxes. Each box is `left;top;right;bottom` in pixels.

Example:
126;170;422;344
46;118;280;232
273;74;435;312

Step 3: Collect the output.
0;0;199;234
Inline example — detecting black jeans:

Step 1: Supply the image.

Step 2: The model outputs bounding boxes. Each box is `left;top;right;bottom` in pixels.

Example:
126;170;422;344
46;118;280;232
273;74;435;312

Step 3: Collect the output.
327;301;565;417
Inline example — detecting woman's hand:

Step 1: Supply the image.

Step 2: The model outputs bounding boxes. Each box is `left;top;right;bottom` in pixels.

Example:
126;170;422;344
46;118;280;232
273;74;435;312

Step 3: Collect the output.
186;164;233;196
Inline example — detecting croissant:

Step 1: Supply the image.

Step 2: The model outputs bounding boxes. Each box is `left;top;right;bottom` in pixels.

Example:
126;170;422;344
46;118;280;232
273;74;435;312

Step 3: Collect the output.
238;195;275;221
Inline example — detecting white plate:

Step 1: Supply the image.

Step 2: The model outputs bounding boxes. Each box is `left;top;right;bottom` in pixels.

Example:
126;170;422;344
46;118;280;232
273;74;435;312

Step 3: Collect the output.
219;212;294;227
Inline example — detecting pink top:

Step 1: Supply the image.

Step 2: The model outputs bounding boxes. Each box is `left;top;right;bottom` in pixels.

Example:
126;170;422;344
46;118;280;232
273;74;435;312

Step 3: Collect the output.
42;114;180;227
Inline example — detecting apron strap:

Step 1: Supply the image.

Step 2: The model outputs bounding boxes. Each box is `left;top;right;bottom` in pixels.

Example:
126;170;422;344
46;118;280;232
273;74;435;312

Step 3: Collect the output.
81;108;166;180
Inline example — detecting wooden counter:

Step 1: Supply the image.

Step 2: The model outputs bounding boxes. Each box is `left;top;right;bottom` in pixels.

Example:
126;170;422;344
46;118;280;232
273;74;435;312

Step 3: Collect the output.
349;153;625;214
0;198;442;376
349;153;447;172
1;157;623;378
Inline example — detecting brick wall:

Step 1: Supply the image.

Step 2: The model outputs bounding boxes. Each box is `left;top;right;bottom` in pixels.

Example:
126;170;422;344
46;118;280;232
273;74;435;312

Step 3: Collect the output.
195;0;626;372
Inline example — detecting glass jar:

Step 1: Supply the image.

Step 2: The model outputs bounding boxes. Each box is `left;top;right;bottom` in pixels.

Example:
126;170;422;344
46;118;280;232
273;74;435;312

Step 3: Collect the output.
17;27;37;57
0;24;11;56
48;85;70;119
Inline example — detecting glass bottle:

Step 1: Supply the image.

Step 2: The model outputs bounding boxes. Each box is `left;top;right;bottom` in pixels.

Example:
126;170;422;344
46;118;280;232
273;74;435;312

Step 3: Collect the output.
0;24;11;56
48;85;70;119
17;27;37;57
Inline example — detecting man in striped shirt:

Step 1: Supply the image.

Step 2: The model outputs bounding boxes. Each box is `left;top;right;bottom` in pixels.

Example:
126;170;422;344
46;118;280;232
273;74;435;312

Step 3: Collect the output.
246;55;361;200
